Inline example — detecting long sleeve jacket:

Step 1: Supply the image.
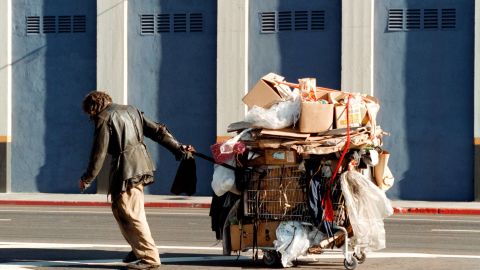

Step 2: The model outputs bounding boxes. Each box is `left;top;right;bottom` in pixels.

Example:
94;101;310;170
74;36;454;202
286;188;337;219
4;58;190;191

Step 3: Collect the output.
81;103;184;195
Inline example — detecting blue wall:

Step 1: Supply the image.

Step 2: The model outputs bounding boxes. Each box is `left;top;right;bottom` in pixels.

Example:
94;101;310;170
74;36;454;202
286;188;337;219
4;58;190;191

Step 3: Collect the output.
375;0;474;200
128;0;217;195
11;0;96;193
249;0;341;88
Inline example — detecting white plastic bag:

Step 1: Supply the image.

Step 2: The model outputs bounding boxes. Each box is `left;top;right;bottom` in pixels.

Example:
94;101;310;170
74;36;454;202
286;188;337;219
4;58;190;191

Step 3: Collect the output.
211;158;240;196
340;171;393;251
274;221;310;267
244;89;300;129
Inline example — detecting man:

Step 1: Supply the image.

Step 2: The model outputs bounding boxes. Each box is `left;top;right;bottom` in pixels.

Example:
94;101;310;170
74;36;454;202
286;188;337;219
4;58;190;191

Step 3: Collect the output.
79;90;193;270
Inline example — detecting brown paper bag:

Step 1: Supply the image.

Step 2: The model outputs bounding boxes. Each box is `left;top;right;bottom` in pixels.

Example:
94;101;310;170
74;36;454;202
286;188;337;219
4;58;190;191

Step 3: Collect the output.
374;150;394;190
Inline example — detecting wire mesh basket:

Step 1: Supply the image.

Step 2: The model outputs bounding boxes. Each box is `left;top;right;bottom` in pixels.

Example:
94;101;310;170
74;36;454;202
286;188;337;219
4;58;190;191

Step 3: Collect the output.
243;165;311;222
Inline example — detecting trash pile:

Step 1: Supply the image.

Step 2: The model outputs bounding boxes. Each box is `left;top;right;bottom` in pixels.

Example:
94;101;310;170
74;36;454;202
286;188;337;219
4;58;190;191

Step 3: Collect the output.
210;73;394;269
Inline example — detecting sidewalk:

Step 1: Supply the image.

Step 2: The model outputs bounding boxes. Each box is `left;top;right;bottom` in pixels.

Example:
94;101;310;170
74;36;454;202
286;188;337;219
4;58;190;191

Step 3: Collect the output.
0;193;479;215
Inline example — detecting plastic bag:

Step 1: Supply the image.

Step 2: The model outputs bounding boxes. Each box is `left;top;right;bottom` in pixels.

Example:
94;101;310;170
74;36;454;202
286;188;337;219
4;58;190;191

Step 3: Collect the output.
274;221;310;267
244;89;300;129
211;158;240;196
210;129;250;163
340;171;393;251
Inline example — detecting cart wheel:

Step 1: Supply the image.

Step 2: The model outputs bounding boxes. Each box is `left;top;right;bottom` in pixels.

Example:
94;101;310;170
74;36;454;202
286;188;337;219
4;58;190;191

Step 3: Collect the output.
353;251;366;264
263;250;281;267
343;257;358;270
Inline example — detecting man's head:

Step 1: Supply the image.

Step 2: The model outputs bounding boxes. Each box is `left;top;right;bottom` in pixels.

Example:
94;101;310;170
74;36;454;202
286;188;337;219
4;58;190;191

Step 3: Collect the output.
82;91;112;117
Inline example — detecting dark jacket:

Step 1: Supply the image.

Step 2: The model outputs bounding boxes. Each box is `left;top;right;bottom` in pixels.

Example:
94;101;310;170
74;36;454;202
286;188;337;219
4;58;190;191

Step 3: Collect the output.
81;103;184;195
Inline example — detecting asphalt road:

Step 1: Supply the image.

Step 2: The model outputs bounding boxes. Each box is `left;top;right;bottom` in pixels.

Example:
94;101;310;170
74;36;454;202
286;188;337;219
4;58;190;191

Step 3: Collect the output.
0;206;479;270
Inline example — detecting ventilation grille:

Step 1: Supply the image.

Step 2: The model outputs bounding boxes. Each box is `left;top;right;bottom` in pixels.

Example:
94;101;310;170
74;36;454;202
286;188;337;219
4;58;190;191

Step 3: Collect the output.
311;10;325;30
387;8;456;31
140;13;204;34
260;10;326;33
26;15;87;35
441;9;456;29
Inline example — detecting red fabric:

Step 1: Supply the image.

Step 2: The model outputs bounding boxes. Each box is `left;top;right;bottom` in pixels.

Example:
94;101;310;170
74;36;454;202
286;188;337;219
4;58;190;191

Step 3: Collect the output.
323;95;352;222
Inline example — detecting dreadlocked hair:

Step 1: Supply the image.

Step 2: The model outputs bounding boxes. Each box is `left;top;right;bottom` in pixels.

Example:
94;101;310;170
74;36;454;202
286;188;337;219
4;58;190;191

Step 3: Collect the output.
82;91;112;116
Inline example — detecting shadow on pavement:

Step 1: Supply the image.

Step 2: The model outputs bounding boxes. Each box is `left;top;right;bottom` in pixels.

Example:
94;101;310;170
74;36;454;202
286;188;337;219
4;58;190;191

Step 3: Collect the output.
0;248;125;262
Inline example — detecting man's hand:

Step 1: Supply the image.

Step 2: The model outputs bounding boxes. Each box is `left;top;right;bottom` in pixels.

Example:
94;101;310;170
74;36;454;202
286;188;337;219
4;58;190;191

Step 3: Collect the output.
182;144;195;152
79;179;89;193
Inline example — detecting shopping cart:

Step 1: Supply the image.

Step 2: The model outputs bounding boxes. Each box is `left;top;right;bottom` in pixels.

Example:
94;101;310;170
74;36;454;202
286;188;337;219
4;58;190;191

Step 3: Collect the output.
239;164;364;269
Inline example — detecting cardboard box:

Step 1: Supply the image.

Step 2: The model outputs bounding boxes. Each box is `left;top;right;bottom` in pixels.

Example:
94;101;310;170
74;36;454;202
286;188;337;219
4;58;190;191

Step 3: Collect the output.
242;73;287;109
298;102;334;133
334;104;365;129
230;222;280;251
264;149;297;165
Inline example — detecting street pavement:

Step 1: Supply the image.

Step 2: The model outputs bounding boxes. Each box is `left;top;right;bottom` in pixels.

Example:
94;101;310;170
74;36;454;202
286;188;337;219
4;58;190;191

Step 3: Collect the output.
0;192;479;215
0;206;479;270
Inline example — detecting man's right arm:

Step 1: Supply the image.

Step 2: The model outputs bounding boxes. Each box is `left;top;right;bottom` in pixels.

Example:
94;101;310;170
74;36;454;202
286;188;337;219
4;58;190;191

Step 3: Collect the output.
80;119;110;191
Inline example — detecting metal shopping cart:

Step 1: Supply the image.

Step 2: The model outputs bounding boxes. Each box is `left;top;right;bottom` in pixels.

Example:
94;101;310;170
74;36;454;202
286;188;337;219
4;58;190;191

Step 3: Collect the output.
235;164;364;269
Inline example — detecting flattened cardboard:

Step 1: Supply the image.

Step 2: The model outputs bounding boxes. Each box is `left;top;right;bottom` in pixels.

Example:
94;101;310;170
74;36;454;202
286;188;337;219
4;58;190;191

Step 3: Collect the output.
230;222;280;251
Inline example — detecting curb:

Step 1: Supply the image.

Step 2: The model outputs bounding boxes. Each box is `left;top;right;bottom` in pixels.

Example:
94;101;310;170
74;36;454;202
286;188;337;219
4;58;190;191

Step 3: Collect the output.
0;200;479;215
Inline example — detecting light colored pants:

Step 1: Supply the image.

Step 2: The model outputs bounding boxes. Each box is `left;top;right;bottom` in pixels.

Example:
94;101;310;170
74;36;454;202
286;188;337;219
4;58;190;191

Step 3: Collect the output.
111;184;161;265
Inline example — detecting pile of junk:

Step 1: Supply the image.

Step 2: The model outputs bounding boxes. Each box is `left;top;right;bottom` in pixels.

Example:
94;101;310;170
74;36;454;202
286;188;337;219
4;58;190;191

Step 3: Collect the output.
208;73;395;270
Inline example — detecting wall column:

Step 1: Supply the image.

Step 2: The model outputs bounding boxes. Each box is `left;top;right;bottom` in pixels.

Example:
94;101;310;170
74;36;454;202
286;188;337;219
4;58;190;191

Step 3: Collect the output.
0;0;12;193
216;0;249;138
341;0;374;96
96;0;128;193
474;0;480;201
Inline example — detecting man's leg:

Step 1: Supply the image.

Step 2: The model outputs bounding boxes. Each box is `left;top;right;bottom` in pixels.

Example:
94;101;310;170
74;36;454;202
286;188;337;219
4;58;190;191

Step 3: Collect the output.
112;184;161;266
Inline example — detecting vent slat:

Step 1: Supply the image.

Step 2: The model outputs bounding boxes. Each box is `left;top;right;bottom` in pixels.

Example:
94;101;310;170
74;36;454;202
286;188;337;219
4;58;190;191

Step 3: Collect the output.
26;16;40;34
311;10;325;30
260;12;276;33
73;15;86;33
189;13;203;32
174;14;187;32
140;14;154;35
43;16;56;33
278;11;292;31
157;14;170;33
441;9;456;29
388;9;404;31
58;16;72;33
294;11;308;30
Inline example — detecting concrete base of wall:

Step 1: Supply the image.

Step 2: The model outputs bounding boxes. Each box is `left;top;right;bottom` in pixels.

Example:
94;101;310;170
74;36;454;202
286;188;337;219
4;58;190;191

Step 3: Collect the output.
0;142;10;193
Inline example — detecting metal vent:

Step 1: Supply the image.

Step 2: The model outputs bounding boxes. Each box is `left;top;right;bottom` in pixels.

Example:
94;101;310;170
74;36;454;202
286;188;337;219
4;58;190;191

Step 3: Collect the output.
423;9;438;29
26;16;40;34
405;9;421;30
260;12;276;33
43;16;56;33
387;9;404;31
441;8;456;29
173;13;187;32
189;13;203;32
294;11;309;30
73;15;86;33
311;10;325;30
157;14;170;33
140;14;155;35
58;16;72;33
278;11;292;31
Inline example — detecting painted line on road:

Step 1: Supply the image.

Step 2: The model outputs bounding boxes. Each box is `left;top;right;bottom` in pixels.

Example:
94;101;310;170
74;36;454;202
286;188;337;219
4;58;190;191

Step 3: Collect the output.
0;241;222;251
387;217;480;223
1;252;480;269
0;209;207;216
0;219;11;221
431;229;480;233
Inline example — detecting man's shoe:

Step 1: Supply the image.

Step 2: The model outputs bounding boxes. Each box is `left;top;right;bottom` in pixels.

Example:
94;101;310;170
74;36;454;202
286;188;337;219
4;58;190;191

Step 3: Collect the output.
127;260;160;270
122;251;138;263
